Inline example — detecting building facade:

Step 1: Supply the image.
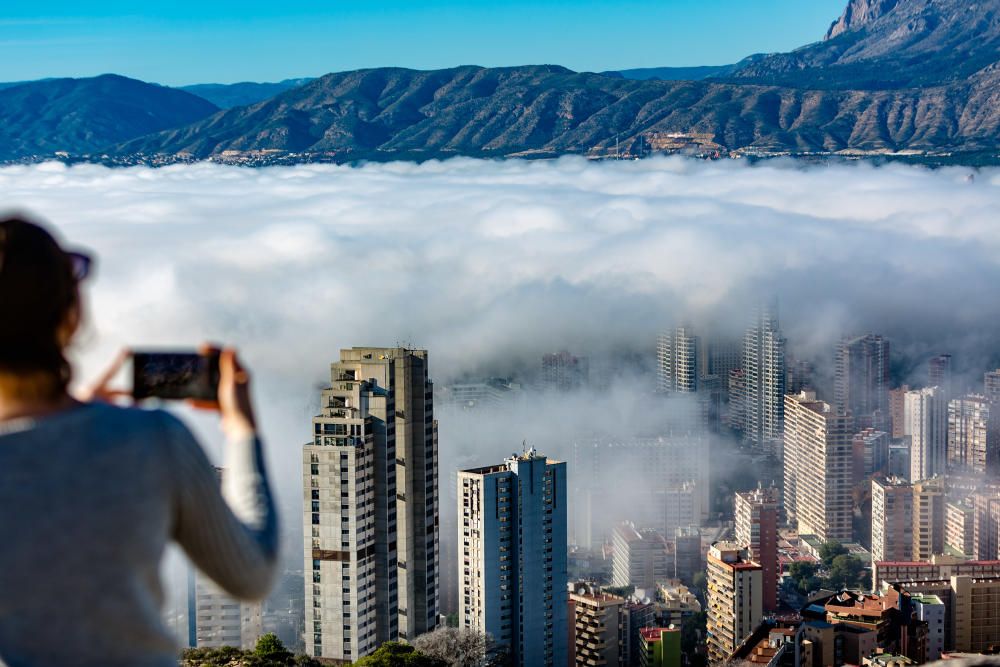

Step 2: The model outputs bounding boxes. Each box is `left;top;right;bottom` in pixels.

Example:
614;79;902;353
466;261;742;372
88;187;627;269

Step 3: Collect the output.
835;334;891;430
985;370;1000;405
303;347;439;661
905;387;947;483
783;391;855;542
872;477;914;564
912;478;946;561
459;450;568;667
947;394;1000;475
973;491;1000;560
706;542;762;663
541;351;589;391
945;500;975;557
611;523;672;591
193;572;263;650
742;303;786;455
568;583;627;667
854;429;890;482
656;327;699;395
734;487;779;613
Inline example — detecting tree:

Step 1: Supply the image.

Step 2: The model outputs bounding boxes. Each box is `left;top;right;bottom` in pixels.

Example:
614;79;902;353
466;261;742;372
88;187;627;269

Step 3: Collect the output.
690;571;707;594
353;642;446;667
603;584;635;599
827;554;865;590
787;561;823;596
819;541;848;567
255;633;292;663
412;627;509;667
179;637;321;667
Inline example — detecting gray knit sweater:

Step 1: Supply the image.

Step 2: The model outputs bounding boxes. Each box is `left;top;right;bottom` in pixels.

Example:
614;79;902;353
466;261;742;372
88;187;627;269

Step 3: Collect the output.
0;402;279;667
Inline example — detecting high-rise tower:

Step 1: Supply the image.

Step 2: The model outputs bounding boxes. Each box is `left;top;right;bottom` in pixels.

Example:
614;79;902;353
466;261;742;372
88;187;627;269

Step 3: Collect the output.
742;302;786;455
734;487;779;613
303;347;439;661
783;391;854;542
458;450;568;667
835;334;890;430
656;326;700;394
906;387;947;482
948;394;1000;475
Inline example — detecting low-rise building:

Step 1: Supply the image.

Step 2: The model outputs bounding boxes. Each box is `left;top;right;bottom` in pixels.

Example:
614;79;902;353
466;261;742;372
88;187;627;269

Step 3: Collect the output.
655;580;702;628
637;628;680;667
568;583;627;667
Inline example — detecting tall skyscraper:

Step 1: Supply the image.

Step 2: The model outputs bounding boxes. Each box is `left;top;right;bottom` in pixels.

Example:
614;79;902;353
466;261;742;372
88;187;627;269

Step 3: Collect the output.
912;478;946;561
742;302;786;455
656;326;699;394
193;573;263;650
871;477;913;563
194;467;263;650
785;355;815;396
948;394;1000;475
889;385;911;440
985;370;1000;405
541;351;589;391
459;450;568;667
303;347;439;661
783;391;854;542
705;542;762;663
734;486;779;613
835;334;890;429
905;387;947;483
702;336;741;403
929;354;953;398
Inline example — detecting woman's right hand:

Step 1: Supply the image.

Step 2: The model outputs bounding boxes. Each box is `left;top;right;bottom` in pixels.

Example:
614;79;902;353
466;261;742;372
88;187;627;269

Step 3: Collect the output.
216;348;257;441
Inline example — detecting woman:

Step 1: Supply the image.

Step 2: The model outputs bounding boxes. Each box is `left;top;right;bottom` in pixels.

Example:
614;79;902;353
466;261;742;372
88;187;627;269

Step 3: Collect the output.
0;217;279;666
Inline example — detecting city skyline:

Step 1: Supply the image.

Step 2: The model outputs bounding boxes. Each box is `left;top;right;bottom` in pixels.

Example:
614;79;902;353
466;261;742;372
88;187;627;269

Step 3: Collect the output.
0;1;847;85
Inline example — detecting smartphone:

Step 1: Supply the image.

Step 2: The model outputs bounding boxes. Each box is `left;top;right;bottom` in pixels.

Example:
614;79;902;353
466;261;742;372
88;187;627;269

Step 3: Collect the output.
132;350;221;401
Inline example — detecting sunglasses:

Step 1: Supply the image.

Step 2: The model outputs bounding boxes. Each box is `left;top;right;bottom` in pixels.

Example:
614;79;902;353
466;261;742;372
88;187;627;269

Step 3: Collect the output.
67;250;94;282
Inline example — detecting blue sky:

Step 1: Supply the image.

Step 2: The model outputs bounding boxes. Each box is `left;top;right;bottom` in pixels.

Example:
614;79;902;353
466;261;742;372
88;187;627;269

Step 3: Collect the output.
0;1;846;86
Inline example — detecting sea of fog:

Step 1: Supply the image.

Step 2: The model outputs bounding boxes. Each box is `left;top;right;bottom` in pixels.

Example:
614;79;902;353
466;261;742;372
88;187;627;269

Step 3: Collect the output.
3;156;999;603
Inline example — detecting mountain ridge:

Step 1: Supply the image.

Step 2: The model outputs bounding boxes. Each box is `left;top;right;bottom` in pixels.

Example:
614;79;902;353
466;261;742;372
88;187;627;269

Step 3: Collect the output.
0;74;218;161
112;61;1000;161
4;0;1000;163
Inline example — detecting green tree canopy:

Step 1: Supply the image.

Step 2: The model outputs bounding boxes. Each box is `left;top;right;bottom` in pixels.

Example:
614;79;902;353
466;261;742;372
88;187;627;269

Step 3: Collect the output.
255;633;292;662
827;554;866;590
353;642;446;667
819;541;848;567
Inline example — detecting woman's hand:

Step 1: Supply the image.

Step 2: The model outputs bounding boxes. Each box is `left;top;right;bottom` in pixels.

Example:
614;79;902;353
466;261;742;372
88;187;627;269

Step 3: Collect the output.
76;348;131;403
216;347;257;441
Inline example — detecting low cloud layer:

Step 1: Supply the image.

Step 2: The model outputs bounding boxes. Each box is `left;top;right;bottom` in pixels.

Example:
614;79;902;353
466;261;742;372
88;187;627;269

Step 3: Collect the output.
3;155;999;566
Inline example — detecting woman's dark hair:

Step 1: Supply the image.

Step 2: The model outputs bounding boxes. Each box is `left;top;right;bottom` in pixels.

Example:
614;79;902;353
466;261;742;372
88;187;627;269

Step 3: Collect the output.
0;217;80;396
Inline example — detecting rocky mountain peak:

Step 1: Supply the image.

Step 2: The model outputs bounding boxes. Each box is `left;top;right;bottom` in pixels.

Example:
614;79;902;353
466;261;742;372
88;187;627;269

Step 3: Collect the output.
826;0;901;39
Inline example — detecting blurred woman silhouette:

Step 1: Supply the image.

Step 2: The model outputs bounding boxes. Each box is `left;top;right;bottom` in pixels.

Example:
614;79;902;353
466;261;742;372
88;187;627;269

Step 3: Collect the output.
0;217;278;667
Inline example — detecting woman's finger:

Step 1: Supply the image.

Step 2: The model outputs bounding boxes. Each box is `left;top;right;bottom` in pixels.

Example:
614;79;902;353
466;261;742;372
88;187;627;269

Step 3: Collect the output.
92;348;130;392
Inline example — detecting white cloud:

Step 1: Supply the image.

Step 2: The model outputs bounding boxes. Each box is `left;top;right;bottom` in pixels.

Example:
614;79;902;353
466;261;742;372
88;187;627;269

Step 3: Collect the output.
3;155;999;572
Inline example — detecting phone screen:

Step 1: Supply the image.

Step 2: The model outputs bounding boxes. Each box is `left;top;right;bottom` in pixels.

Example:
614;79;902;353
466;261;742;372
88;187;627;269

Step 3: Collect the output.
132;351;220;401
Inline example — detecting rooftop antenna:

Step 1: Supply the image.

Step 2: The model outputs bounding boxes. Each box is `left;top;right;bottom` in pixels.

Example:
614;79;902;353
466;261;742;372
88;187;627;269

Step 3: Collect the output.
522;439;528;455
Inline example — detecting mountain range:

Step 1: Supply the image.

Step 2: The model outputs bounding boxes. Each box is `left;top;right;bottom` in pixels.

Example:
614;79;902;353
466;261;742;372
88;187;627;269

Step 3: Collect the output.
3;0;1000;164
